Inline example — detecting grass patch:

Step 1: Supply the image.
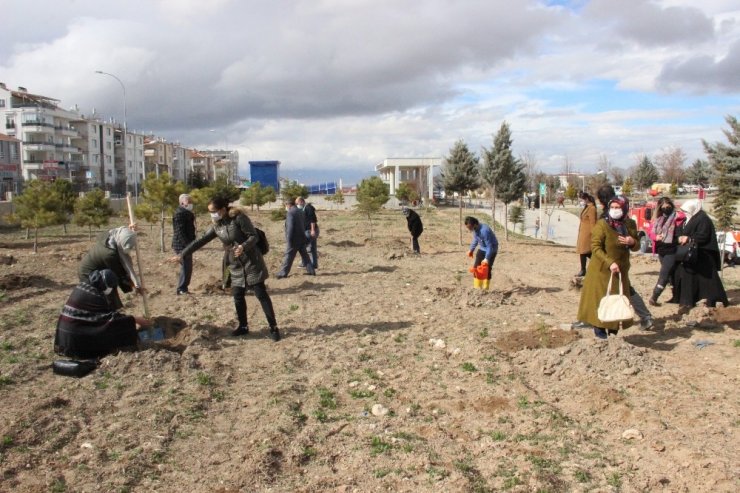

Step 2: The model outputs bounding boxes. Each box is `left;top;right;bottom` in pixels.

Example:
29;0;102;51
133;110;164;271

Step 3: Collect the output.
488;430;507;441
383;387;396;398
317;387;338;409
195;372;213;386
349;389;375;399
606;471;622;488
289;304;299;311
426;466;450;481
369;436;393;456
733;339;740;348
574;469;591;483
461;362;478;372
0;375;13;388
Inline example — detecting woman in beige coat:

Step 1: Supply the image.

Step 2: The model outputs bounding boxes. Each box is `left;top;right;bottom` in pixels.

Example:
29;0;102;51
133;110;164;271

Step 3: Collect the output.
575;192;597;277
576;195;639;339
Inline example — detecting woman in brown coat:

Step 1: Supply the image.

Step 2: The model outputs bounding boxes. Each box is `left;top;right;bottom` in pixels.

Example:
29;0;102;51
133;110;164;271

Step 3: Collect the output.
576;195;639;339
576;192;597;277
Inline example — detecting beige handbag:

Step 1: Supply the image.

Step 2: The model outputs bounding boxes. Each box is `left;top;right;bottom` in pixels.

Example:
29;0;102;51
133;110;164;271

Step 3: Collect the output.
597;272;635;323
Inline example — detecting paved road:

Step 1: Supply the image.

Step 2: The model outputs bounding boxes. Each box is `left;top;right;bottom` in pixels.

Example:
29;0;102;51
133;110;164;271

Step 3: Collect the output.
483;202;580;247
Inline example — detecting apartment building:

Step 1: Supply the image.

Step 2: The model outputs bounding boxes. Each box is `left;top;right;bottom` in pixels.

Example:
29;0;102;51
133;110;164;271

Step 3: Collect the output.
0;82;80;182
201;149;239;183
0;133;21;198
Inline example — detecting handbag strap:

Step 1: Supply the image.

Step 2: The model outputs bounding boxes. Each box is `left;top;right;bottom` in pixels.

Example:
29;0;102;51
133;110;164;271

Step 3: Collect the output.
605;271;624;297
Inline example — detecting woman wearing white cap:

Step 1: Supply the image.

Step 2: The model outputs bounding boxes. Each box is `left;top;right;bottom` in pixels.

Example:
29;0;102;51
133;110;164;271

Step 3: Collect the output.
672;199;728;309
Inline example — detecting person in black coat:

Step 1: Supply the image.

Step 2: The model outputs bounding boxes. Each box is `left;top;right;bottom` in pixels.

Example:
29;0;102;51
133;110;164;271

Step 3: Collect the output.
172;193;196;295
55;269;149;359
402;206;424;254
673;199;728;309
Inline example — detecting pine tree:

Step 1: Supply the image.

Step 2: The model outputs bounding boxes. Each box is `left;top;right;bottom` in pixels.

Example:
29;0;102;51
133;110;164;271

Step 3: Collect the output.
482;122;526;240
684;159;713;186
135;173;186;252
51;179;77;234
704;115;740;230
74;189;114;240
240;183;276;211
355;176;389;238
632;156;660;191
9;180;62;253
441;139;480;244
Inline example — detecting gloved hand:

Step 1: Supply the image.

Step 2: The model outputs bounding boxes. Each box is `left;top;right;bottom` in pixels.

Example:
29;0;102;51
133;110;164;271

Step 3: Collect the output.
467;250;474;258
481;259;488;265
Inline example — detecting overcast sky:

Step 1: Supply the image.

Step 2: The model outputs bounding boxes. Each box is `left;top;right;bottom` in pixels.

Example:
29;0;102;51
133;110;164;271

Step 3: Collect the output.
2;0;739;184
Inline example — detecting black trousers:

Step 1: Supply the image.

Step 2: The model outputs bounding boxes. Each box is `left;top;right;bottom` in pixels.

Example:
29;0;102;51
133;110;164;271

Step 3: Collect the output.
232;282;277;329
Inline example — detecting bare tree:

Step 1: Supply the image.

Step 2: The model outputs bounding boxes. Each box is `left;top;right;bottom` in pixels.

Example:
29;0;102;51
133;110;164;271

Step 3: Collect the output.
610;166;626;185
655;147;686;184
598;154;612;182
520;150;539;192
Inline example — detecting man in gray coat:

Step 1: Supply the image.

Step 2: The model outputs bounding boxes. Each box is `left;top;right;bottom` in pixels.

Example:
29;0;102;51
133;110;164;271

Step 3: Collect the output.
276;198;316;278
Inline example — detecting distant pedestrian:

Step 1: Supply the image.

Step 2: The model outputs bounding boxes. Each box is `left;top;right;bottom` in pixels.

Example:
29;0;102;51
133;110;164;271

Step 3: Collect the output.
534;217;540;238
575;192;597;277
464;216;498;285
402;206;423;254
296;197;319;269
276;198;315;279
172;193;196;295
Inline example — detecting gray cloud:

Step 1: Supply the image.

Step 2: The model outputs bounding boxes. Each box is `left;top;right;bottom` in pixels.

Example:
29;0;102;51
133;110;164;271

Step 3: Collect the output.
656;39;740;93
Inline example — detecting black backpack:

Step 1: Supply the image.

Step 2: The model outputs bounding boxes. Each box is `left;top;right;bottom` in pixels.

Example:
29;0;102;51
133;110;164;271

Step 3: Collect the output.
255;228;269;255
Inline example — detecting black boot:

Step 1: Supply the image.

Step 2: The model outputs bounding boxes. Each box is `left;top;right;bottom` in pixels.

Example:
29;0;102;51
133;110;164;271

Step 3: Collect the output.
269;326;281;342
649;285;664;306
231;326;249;336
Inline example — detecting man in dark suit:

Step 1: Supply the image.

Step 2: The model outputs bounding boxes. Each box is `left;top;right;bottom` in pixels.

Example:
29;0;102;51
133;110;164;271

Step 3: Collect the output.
276;198;316;278
172;194;196;294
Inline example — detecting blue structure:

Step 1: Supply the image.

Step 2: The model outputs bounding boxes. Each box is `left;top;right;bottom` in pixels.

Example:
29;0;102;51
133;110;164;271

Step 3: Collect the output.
307;182;337;195
249;161;280;192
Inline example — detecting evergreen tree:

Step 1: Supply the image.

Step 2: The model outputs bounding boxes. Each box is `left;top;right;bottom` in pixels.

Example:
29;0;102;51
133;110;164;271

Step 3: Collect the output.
211;175;240;204
395;182;415;204
622;177;633;197
135;173;186;252
441;139;480;245
704;115;740;230
240;183;276;211
326;190;345;207
74;189;114;239
684;159;713;186
482;122;526;240
565;183;578;204
355;176;390;238
632;156;660;191
51;179;77;234
703;115;740;194
8;180;62;253
281;180;309;204
712;163;736;230
189;169;208;189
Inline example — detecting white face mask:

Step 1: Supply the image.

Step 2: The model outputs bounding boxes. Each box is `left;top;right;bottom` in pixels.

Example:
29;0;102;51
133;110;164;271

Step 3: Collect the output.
608;208;624;220
183;203;193;211
297;204;304;210
210;211;221;221
579;200;585;207
103;287;114;295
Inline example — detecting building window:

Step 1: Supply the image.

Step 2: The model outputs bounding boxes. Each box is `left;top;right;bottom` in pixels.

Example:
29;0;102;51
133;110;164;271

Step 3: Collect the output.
0;99;5;108
106;141;111;150
107;128;111;136
91;124;96;132
92;139;97;147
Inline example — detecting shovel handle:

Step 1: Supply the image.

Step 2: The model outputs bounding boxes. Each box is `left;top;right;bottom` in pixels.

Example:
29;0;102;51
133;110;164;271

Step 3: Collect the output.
126;194;150;321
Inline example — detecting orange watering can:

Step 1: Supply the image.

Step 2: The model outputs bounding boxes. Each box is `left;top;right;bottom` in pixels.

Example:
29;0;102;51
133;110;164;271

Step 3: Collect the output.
469;262;490;290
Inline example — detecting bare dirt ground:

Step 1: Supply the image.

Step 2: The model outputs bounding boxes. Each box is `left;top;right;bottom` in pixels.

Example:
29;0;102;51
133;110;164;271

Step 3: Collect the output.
0;206;738;493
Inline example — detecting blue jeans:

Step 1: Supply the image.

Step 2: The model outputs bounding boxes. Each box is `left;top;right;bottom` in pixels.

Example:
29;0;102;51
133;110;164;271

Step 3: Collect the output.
304;228;319;268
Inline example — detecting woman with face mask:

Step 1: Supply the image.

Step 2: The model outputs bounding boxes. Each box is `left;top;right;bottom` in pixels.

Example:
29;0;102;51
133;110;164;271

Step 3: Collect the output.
648;197;684;305
171;196;280;341
576;194;640;339
55;269;150;359
79;223;143;310
575;192;597;277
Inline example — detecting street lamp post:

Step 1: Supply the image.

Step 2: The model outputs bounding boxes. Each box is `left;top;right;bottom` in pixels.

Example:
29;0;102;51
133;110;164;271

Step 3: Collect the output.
95;70;135;197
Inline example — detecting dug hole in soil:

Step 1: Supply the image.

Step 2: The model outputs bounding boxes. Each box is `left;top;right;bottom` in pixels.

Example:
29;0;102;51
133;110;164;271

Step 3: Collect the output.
0;206;738;492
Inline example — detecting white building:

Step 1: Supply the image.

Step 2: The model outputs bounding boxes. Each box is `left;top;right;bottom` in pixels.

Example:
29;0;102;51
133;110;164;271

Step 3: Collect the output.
0;83;82;182
375;157;441;199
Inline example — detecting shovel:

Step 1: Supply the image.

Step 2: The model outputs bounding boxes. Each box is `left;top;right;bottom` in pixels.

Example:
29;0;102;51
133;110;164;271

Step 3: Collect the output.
126;193;164;342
